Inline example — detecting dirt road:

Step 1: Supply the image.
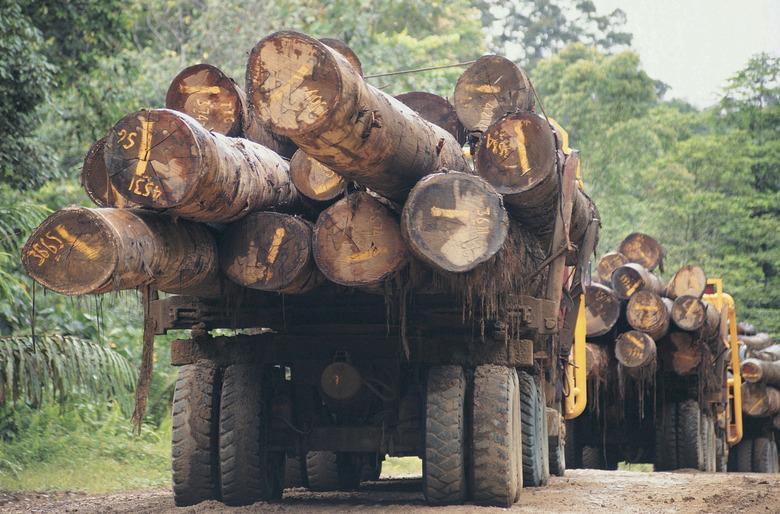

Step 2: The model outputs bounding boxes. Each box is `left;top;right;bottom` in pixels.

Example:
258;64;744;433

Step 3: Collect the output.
2;469;779;514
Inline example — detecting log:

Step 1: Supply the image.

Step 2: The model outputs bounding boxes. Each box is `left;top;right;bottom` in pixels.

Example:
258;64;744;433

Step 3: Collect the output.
618;232;665;271
773;414;780;431
313;192;408;286
104;109;298;223
220;212;323;294
626;290;672;340
22;207;220;296
665;265;706;299
671;296;720;337
665;331;702;376
754;344;780;362
584;283;621;337
611;262;665;299
320;37;363;76
738;321;757;336
165;63;296;157
81;137;139;208
453;55;534;132
585;342;610;380
740;333;774;351
246;31;469;201
395;91;466;144
289;150;346;204
741;358;780;386
742;383;780;417
615;330;657;375
596;251;628;285
400;172;508;273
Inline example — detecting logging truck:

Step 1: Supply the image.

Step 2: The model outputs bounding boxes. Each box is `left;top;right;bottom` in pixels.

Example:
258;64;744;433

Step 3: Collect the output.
23;31;600;507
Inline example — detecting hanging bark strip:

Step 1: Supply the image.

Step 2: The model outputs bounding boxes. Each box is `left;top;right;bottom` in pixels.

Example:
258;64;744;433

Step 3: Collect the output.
104;109;298;223
584;283;621;337
626;290;672;340
665;265;707;299
22;207;220;296
396;91;466;144
618;232;665;271
596;251;628;285
313;192;409;287
615;330;657;377
81;137;139;208
453;55;534;133
611;262;665;300
585;342;610;379
320;37;363;76
220;212;323;294
400;172;508;273
132;285;157;433
289;150;346;205
246;31;469;201
165;63;296;157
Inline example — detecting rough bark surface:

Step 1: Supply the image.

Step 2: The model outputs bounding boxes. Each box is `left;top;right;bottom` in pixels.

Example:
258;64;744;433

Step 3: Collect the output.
320;38;363;76
611;263;665;299
396;92;466;144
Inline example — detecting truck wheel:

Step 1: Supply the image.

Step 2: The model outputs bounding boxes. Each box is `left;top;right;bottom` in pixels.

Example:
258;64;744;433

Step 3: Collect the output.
284;456;307;488
423;366;467;504
752;435;778;473
519;371;546;486
172;362;221;506
581;446;603;469
219;363;284;505
677;400;704;470
654;402;678;471
306;451;361;490
471;365;520;507
736;439;753;472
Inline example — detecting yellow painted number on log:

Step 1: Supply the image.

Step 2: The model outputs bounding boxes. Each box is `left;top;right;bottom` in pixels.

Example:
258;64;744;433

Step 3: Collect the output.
485;131;511;158
512;121;531;175
134;119;154;177
55;225;100;260
26;231;65;266
116;129;137;150
179;85;222;95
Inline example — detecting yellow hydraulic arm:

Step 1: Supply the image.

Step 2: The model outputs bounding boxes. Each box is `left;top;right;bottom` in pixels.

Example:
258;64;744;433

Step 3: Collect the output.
565;293;587;419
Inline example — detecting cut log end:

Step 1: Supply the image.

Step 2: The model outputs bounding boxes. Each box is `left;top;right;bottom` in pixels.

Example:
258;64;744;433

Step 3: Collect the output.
584;283;621;337
313;192;408;286
81;138;138;208
401;172;508;273
665;265;707;299
320;37;363;76
596;252;628;285
165;63;242;136
453;55;534;132
741;359;763;383
611;262;663;299
671;295;706;331
626;290;671;340
618;232;665;271
615;330;657;369
395;91;466;144
667;331;701;376
289;150;346;202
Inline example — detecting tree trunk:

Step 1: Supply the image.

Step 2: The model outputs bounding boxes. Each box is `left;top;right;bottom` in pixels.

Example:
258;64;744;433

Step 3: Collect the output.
320;37;363;76
665;265;707;299
400;172;508;273
81;137;139;208
738;321;757;336
453;55;534;133
626;290;672;340
396;91;466;144
742;383;780;417
665;331;702;376
671;296;720;337
754;344;780;362
596;251;628;285
313;192;408;287
104;108;298;223
618;232;665;271
615;330;657;375
585;342;610;380
740;333;774;351
611;262;665;299
220;212;323;294
246;31;469;201
584;283;621;337
289;150;346;204
22;207;220;297
165;63;296;157
741;358;780;386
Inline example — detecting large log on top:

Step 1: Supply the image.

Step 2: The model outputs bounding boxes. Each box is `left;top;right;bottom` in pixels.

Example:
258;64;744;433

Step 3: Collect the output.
400;172;508;273
611;262;665;299
740;333;774;351
81;137;139;208
220;212;323;294
396;92;466;144
664;331;702;376
289;150;346;205
618;232;664;271
742;383;780;417
670;295;720;337
584;283;621;337
313;192;408;287
626;290;672;340
22;207;220;296
165;63;296;157
453;55;534;133
615;330;657;377
741;359;780;386
665;265;707;299
246;31;469;201
104;109;297;223
596;251;628;285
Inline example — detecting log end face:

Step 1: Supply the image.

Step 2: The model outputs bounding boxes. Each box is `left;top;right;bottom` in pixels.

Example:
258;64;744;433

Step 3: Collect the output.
289;150;345;202
105;109;201;209
596;251;628;285
81;138;138;209
666;264;707;299
741;359;763;383
671;295;706;331
626;290;667;334
611;264;644;299
618;232;665;271
615;330;656;368
22;207;118;295
247;31;341;136
584;283;620;337
165;63;242;136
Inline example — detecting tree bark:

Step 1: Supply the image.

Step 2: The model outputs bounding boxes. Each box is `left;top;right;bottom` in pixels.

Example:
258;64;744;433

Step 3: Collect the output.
665;331;702;376
584;283;621;337
453;55;534;133
618;232;665;271
22;207;220;296
741;358;780;386
665;265;707;299
615;330;657;375
165;63;296;157
400;171;508;273
611;262;665;299
740;333;774;351
396;91;466;144
626;290;672;340
220;212;323;294
585;342;610;380
596;251;628;285
246;31;469;201
754;344;780;362
104;108;298;223
81;137;139;208
742;382;780;417
289;149;346;204
313;192;409;287
320;37;363;76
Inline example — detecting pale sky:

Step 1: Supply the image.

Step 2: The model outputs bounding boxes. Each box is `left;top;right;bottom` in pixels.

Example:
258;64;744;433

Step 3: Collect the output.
592;0;780;107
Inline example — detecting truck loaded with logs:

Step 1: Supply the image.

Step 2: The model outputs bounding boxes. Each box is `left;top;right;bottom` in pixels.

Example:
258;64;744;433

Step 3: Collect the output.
24;31;600;507
566;233;746;472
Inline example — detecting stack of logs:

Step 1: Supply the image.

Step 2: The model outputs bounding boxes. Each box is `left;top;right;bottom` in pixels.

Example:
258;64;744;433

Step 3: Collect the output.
739;323;780;427
22;31;598;332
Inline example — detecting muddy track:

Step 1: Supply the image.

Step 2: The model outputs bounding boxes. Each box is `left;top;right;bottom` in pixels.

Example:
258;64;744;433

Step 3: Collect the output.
2;470;779;514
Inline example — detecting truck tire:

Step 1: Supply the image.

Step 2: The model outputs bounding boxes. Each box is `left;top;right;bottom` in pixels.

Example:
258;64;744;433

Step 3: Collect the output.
471;365;520;507
654;403;678;471
423;366;467;504
305;451;361;490
519;371;546;486
736;439;753;472
752;436;779;473
284;456;307;488
219;363;284;505
564;420;580;469
677;400;705;470
581;446;603;469
172;362;221;506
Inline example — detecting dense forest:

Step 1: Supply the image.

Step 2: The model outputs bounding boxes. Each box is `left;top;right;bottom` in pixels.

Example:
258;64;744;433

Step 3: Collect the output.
0;0;777;491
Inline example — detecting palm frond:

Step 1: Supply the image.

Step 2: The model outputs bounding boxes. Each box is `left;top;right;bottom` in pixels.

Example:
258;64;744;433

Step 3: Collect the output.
0;194;50;254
